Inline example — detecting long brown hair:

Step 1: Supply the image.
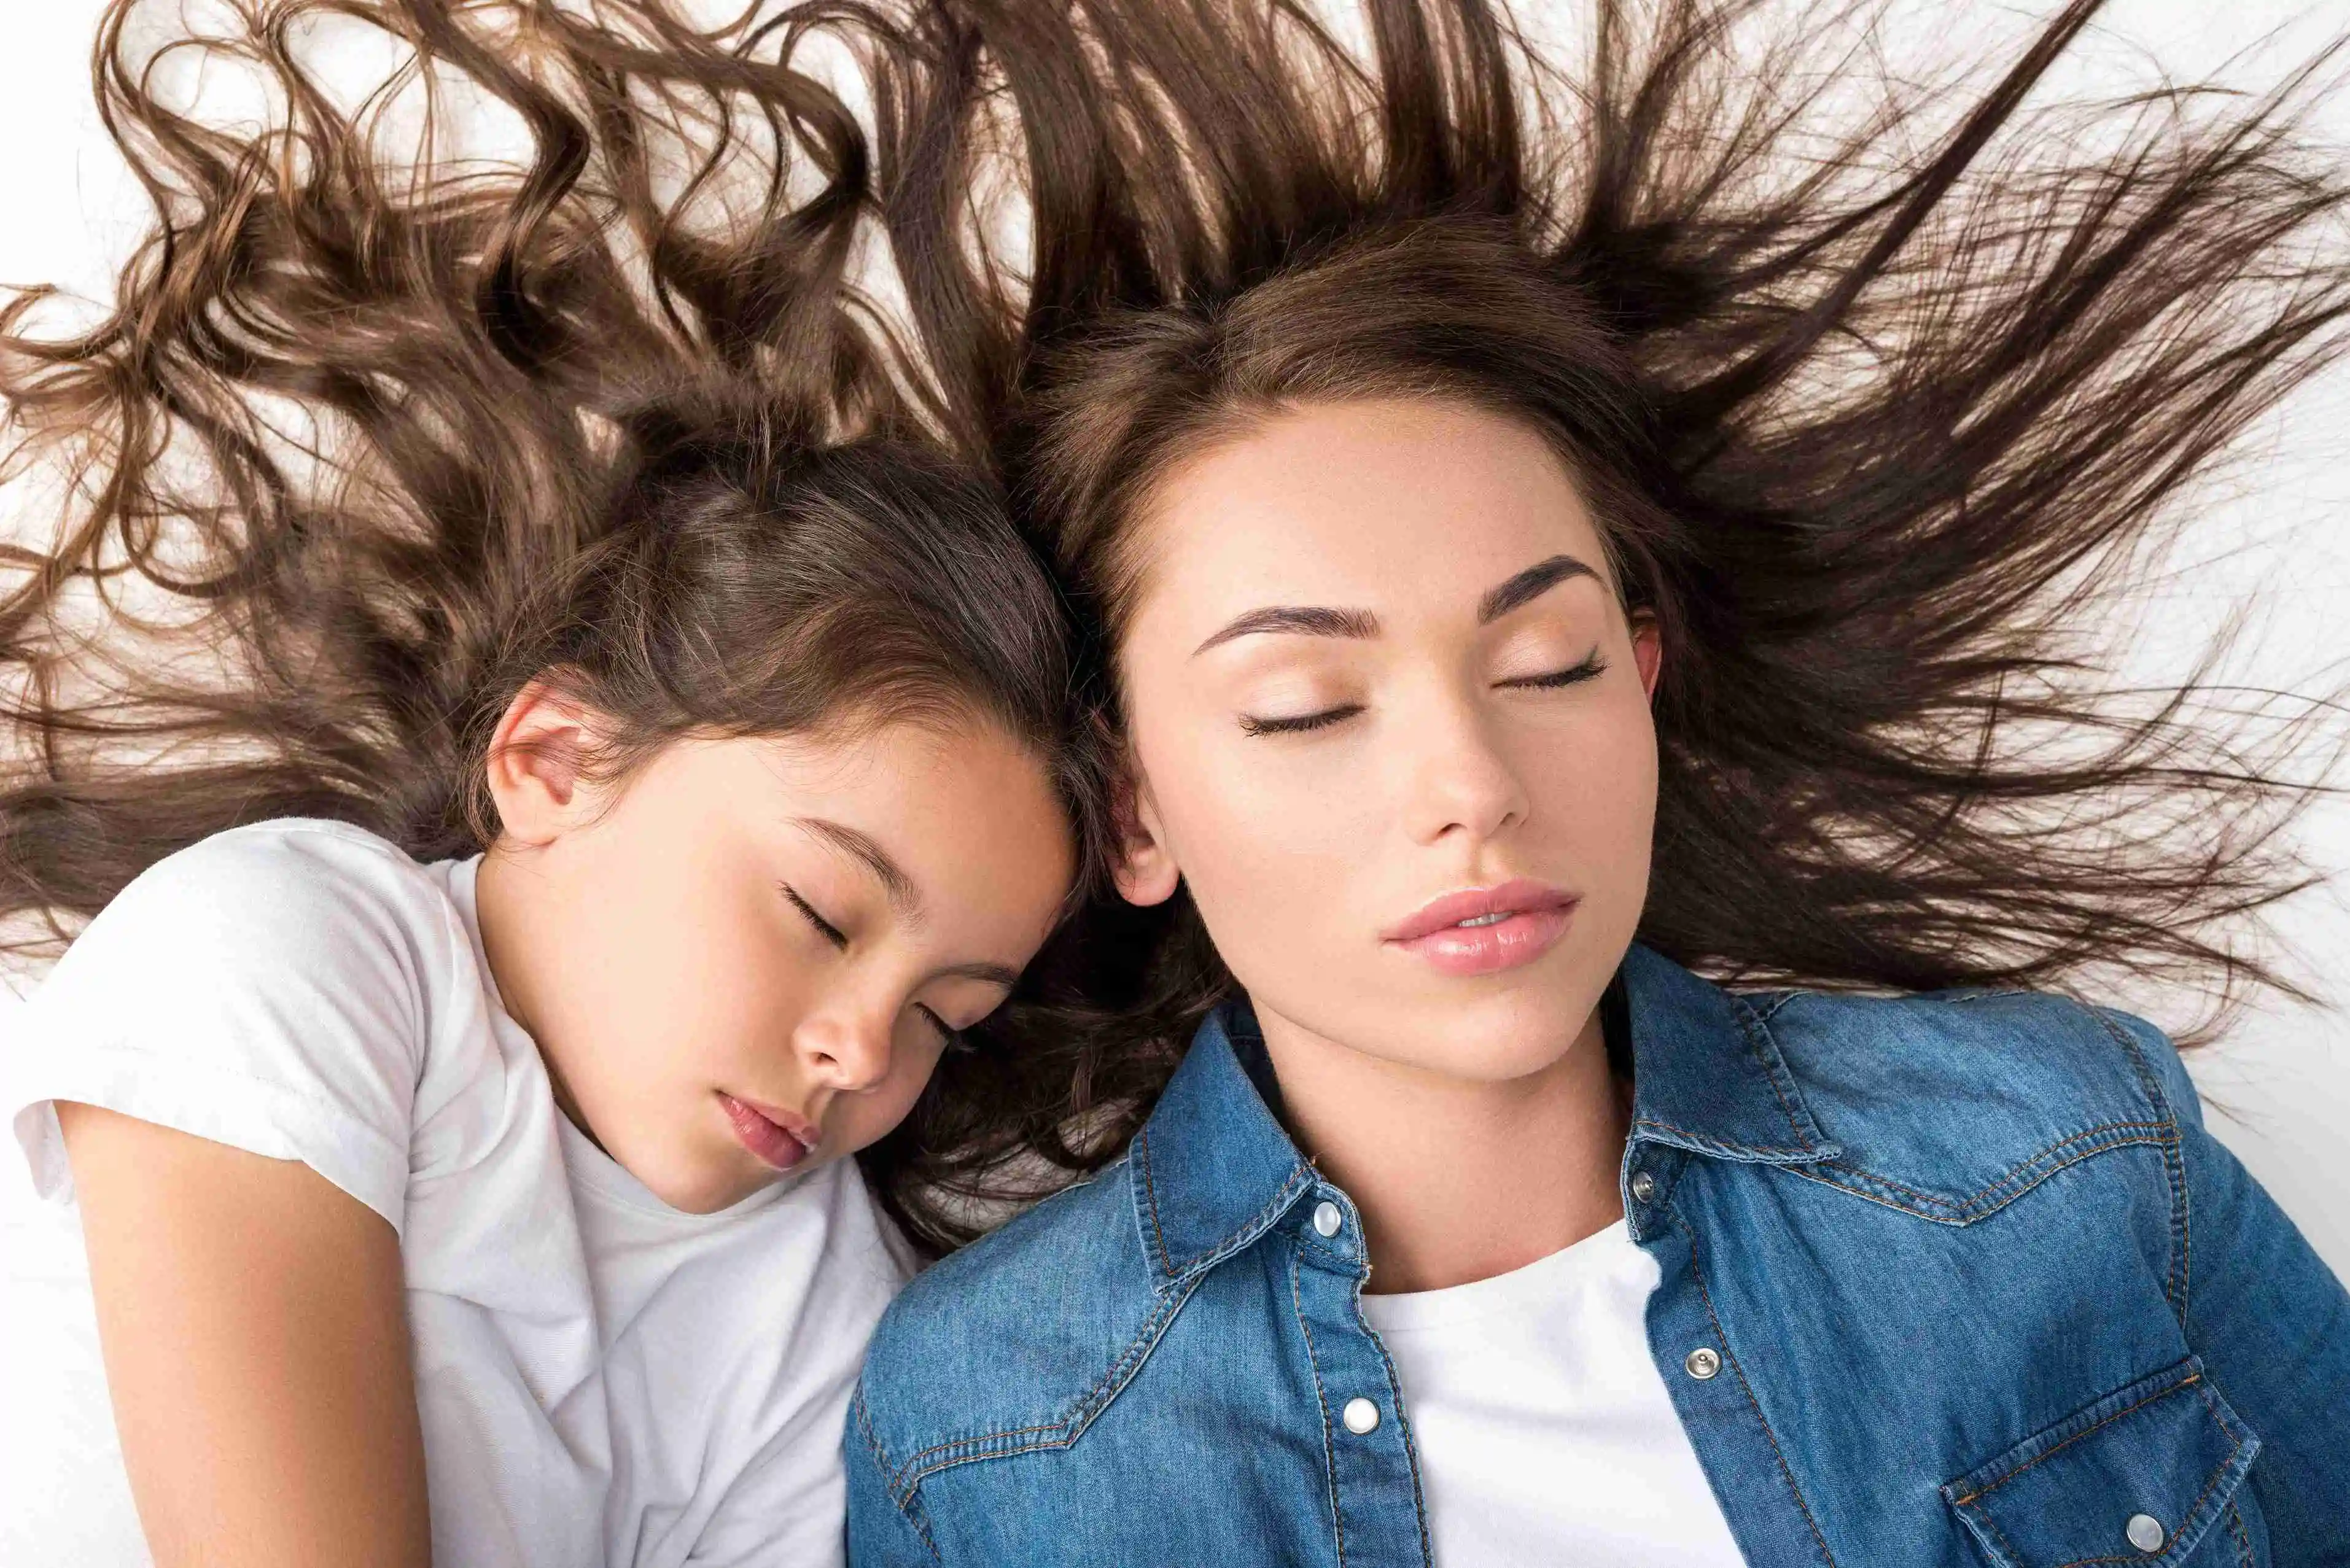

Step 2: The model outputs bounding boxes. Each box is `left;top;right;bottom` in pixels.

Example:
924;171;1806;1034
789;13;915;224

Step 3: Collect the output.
853;0;2350;1240
0;0;1103;1248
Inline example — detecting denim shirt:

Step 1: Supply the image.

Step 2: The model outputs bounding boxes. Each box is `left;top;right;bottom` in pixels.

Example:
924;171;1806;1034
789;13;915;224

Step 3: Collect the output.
845;944;2350;1566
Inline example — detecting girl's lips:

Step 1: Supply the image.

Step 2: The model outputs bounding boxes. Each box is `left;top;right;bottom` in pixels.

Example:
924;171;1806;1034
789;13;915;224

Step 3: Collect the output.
718;1092;816;1171
1382;880;1579;977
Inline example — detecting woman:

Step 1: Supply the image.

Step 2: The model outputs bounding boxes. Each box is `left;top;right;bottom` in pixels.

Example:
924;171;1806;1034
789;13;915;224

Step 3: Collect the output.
842;0;2350;1561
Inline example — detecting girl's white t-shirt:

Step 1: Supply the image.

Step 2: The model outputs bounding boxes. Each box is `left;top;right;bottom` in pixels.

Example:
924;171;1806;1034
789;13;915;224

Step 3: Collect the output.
1;818;914;1568
1357;1217;1748;1567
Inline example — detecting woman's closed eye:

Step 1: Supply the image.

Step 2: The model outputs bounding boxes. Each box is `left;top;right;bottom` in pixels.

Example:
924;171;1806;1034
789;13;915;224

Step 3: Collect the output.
1498;650;1608;690
1237;651;1610;735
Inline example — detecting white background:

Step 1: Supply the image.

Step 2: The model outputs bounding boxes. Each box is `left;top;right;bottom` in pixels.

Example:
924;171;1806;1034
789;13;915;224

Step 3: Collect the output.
1;0;2344;1276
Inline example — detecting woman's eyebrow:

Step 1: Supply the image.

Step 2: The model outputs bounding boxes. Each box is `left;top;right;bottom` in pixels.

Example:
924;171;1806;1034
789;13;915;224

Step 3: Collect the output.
1479;554;1601;623
1191;553;1603;656
1193;605;1380;656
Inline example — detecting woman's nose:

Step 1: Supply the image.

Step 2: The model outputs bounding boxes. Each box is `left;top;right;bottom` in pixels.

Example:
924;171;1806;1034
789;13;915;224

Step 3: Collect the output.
1398;695;1530;848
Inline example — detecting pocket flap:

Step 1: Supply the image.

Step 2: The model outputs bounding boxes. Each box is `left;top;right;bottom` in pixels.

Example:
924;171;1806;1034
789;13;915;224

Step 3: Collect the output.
1941;1357;2259;1567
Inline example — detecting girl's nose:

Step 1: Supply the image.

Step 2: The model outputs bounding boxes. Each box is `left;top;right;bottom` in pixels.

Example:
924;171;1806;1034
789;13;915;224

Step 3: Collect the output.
793;1007;894;1093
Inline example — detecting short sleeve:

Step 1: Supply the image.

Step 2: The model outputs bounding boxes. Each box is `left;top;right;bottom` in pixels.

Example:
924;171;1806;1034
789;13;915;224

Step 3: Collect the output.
3;821;450;1235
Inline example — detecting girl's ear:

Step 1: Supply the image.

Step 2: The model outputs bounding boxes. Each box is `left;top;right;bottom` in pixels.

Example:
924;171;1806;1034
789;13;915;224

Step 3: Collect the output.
1110;766;1181;907
1630;610;1663;701
484;679;612;846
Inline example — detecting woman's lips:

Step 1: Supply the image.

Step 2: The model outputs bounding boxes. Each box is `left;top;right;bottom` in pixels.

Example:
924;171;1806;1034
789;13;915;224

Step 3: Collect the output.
718;1092;816;1171
1382;879;1579;977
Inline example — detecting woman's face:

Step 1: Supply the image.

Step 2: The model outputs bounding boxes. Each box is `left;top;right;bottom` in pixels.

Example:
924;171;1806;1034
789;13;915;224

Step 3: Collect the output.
1114;398;1660;1082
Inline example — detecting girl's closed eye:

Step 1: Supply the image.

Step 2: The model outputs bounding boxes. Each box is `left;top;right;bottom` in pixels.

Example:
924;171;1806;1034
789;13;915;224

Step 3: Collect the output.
780;883;849;949
917;1004;975;1052
1237;651;1608;735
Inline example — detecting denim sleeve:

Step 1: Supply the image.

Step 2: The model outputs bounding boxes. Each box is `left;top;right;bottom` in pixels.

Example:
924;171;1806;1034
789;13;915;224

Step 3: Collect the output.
2100;1007;2350;1559
843;1385;942;1568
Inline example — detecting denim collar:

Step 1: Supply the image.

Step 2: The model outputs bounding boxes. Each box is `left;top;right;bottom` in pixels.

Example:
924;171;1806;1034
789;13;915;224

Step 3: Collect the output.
1126;940;1842;1292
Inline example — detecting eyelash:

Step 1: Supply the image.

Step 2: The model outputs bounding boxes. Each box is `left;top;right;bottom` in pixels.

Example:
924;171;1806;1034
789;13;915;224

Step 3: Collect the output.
781;884;847;948
1239;652;1609;735
782;884;970;1052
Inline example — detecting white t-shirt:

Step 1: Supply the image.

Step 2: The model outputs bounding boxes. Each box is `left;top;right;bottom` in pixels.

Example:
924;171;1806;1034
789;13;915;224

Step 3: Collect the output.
1;818;913;1568
1358;1217;1748;1566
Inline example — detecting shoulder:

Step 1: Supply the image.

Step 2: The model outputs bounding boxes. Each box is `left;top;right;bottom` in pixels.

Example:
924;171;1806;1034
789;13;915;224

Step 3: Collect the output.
1752;984;2198;1221
120;815;443;919
59;818;452;968
852;1154;1160;1486
42;818;464;1013
9;820;471;1228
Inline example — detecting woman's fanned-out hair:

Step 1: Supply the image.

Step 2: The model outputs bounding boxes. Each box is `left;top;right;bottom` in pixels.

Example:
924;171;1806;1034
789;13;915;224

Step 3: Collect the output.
847;0;2350;1239
0;0;1108;1251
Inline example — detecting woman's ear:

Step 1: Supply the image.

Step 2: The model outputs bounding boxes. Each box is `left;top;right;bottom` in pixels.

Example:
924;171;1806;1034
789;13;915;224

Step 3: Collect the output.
1629;610;1663;701
484;679;612;846
1110;767;1181;907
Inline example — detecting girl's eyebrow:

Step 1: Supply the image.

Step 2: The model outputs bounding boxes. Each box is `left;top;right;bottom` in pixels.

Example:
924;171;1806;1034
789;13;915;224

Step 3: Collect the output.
1191;552;1605;657
792;817;919;915
790;818;1022;985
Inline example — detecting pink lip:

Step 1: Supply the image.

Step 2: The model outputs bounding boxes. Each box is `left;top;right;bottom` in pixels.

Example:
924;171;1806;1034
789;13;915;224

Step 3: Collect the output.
718;1092;817;1172
1381;879;1579;977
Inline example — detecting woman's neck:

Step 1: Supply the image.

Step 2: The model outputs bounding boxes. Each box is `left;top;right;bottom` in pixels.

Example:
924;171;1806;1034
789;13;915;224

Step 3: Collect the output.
1255;1001;1629;1295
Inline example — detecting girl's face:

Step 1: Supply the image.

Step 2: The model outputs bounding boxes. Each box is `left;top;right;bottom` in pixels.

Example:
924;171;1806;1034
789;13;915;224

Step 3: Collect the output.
484;715;1073;1214
1114;397;1661;1082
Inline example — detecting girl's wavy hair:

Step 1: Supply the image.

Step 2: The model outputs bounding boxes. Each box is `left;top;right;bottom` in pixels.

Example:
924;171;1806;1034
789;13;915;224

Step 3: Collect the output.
0;0;1110;1251
855;0;2350;1240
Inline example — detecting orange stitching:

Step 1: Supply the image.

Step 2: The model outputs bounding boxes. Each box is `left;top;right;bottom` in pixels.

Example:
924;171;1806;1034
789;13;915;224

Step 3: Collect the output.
1290;1246;1347;1567
858;1391;946;1562
1161;1166;1314;1280
1795;1122;2173;1222
1135;1126;1172;1275
1732;992;1821;1151
1949;1373;2200;1505
896;1289;1179;1469
1353;1273;1434;1564
2088;1009;2192;1323
1673;1211;1840;1567
2020;1421;2240;1564
1633;1116;1819;1155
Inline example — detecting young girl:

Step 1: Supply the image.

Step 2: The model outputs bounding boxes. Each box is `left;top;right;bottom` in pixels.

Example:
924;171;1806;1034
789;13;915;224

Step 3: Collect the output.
0;3;1089;1564
839;0;2350;1562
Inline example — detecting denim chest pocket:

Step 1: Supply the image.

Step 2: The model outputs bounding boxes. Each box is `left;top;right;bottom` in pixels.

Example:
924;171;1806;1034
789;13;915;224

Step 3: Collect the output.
1941;1357;2262;1567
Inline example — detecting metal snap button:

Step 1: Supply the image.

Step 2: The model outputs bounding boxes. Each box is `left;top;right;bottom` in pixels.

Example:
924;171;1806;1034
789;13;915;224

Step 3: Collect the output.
1341;1397;1381;1435
1630;1171;1657;1203
2126;1514;2165;1553
1684;1346;1722;1380
1312;1201;1343;1238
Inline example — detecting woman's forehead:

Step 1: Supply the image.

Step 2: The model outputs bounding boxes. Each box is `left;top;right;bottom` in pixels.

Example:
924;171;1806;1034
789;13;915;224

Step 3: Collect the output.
1126;398;1609;637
